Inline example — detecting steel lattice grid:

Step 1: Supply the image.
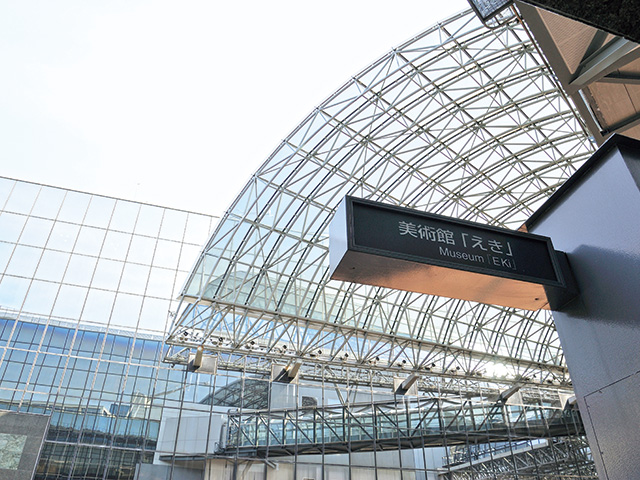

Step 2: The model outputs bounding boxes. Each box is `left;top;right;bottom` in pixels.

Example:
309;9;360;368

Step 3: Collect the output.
166;9;594;389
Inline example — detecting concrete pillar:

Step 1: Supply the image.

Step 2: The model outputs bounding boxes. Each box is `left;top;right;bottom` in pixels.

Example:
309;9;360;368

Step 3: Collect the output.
526;134;640;479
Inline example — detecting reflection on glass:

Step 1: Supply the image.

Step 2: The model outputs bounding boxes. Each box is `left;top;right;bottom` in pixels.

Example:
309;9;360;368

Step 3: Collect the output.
0;178;15;210
81;289;116;324
134;205;163;238
52;284;88;319
5;245;42;278
74;226;106;257
0;181;232;479
3;181;39;215
35;250;71;283
57;191;91;224
30;186;65;219
127;236;156;266
101;231;132;262
0;242;15;274
184;213;214;245
110;293;143;328
84;196;116;228
0;213;27;244
22;280;59;316
64;254;97;286
19;217;54;248
41;327;74;353
111;201;140;233
159;210;187;242
178;244;200;272
152;240;180;269
119;263;150;295
145;267;175;299
0;275;30;310
91;258;124;291
47;222;80;252
138;297;170;332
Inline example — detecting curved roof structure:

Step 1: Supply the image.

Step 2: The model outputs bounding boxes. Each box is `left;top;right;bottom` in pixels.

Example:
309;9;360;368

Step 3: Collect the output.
167;8;594;390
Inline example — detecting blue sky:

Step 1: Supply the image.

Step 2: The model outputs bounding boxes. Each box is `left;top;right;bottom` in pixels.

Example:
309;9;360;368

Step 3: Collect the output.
0;0;468;217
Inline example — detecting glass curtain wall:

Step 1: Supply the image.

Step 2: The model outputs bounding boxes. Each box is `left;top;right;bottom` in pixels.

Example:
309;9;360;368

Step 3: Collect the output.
0;177;218;480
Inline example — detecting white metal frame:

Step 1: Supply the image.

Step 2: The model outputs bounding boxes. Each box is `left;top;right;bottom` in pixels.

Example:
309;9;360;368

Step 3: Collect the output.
166;9;594;392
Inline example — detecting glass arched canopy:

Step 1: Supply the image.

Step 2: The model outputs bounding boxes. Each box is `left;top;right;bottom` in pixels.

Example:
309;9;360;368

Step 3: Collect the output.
167;9;594;389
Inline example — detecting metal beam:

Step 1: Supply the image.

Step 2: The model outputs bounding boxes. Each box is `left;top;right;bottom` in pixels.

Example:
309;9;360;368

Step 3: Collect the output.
498;384;521;402
396;373;420;394
286;360;302;379
599;73;640;85
601;112;640;136
570;37;640;88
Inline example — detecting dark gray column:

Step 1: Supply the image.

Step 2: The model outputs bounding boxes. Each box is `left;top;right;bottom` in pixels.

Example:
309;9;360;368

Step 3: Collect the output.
0;410;50;480
526;134;640;480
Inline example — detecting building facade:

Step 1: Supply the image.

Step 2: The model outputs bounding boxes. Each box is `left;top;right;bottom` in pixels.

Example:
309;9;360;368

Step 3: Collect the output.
0;177;220;479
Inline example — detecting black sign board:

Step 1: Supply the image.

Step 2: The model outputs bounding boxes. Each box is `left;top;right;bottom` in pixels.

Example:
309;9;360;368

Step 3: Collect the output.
329;197;571;310
468;0;513;22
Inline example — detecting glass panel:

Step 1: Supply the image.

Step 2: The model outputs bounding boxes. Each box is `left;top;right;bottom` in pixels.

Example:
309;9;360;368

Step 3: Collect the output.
178;244;200;272
0;318;17;345
81;289;116;324
91;259;124;291
159;209;187;241
101;231;132;261
110;200;139;233
22;280;59;316
173;273;189;298
0;212;27;243
135;205;163;237
146;267;175;298
35;250;71;283
127;235;156;266
0;178;15;209
42;325;74;353
0;275;30;310
46;222;80;252
19;217;54;248
0;242;14;274
4;181;40;215
52;284;89;319
84;195;116;228
103;334;131;361
75;332;102;357
138;297;170;333
110;293;143;328
152;239;180;269
30;186;65;219
184;213;214;245
64;254;97;286
106;448;138;478
73;226;106;257
119;263;150;295
57;191;91;224
5;245;42;278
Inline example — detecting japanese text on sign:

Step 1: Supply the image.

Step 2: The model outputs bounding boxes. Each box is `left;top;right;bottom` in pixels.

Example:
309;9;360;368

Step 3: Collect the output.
398;220;516;270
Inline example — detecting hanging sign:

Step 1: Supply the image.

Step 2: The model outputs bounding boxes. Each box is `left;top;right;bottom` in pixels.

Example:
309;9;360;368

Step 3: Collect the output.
329;197;573;310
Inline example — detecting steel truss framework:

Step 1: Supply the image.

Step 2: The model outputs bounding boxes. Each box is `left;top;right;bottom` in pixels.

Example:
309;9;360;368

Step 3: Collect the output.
222;396;584;457
445;437;597;479
166;9;594;389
